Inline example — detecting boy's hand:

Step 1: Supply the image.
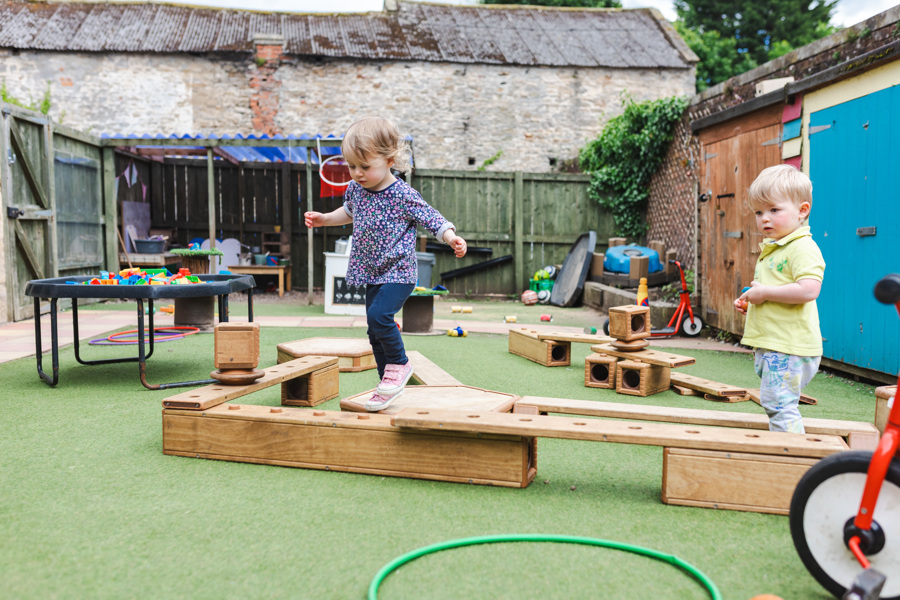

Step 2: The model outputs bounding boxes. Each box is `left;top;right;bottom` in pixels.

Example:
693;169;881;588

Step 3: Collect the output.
735;281;766;314
444;232;467;258
304;211;324;228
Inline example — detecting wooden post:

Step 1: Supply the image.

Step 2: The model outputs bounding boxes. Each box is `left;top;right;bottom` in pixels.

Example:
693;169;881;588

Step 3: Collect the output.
306;153;314;304
514;171;524;291
206;148;216;273
101;147;118;271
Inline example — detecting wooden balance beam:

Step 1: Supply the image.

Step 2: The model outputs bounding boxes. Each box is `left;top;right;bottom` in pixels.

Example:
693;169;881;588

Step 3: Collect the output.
513;396;879;450
392;406;849;515
406;351;463;386
162;405;535;488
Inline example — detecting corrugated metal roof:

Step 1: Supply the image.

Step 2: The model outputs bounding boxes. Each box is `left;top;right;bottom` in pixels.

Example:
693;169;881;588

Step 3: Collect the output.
0;1;692;68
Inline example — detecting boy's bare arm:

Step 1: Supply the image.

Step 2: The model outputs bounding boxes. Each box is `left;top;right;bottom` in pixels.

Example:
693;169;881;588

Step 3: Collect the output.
742;278;821;306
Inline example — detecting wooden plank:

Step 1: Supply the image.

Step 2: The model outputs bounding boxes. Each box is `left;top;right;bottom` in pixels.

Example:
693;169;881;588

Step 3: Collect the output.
589;344;696;368
162;356;338;410
537;331;612;344
703;393;751;403
277;337;376;372
662;447;817;515
745;388;818;406
392;408;847;457
673;385;699;396
162;406;536;488
341;385;518;416
512;396;878;448
406;351;463;386
669;371;746;397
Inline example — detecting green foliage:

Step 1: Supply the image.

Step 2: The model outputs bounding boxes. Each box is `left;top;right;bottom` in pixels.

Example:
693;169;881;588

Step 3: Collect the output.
480;0;621;6
170;248;224;256
674;22;757;91
674;0;837;67
659;269;695;302
578;93;688;238
477;150;503;171
1;80;52;115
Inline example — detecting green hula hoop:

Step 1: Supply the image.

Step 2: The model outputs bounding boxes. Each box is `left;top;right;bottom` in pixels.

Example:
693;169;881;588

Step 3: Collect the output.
368;533;721;600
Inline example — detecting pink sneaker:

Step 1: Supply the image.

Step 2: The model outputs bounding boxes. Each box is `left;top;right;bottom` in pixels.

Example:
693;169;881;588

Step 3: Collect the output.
376;362;414;397
365;390;400;412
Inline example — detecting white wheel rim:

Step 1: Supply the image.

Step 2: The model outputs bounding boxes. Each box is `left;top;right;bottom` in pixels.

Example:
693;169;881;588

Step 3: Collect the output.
319;154;351;188
803;471;900;596
683;317;702;335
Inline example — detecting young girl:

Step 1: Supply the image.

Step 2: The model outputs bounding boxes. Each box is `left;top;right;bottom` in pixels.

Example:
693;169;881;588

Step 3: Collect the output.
304;117;467;411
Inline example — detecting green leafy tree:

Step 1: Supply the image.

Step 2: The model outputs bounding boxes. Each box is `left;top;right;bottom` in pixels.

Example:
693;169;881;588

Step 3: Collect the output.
674;21;757;91
674;0;838;67
481;0;621;7
579;94;688;238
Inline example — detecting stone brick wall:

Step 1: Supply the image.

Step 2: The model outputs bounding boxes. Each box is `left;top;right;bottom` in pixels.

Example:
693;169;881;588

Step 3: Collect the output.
0;47;695;172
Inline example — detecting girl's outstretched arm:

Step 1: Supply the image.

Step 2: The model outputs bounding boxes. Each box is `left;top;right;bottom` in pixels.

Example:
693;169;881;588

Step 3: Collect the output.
442;230;467;258
304;207;352;228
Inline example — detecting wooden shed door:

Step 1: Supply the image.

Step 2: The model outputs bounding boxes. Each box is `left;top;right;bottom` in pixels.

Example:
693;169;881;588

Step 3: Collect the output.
2;107;57;321
809;86;900;374
698;105;783;335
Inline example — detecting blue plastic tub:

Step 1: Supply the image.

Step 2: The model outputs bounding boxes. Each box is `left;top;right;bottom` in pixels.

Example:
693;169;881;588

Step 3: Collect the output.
603;245;662;274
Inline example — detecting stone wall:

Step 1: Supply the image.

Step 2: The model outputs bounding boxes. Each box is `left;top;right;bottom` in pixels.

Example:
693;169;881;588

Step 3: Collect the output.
0;48;695;172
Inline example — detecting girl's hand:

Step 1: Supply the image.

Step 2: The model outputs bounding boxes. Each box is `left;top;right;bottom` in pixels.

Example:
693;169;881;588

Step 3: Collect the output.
446;234;467;258
304;211;324;228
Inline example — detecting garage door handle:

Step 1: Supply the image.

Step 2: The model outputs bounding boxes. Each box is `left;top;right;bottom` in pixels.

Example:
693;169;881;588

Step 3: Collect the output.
857;227;876;237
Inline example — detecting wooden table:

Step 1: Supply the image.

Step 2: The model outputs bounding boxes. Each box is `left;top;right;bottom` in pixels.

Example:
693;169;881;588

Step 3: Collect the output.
119;252;180;269
227;265;291;297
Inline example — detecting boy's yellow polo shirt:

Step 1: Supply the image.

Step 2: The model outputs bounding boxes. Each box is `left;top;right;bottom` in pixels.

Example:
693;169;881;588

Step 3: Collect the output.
741;226;825;356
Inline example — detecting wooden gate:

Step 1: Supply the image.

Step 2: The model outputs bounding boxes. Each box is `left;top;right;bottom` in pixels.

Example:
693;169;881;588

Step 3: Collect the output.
698;104;783;334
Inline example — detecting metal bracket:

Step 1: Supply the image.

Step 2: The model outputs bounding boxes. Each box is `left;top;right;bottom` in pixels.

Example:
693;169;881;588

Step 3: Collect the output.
857;227;876;237
7;206;23;219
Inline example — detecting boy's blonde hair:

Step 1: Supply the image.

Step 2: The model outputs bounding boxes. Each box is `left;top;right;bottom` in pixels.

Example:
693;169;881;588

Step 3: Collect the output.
747;164;812;215
341;117;412;176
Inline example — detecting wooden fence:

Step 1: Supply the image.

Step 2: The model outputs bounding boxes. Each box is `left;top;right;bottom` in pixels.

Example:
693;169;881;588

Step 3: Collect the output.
117;153;612;295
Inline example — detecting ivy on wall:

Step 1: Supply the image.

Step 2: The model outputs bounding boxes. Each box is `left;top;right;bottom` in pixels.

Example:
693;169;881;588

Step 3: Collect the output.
578;93;688;238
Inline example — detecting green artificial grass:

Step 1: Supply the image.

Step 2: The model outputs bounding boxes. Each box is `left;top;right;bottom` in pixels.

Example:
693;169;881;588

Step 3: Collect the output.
1;315;878;599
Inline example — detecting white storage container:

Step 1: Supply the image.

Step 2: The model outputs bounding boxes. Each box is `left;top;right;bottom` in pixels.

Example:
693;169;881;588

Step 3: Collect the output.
324;252;366;315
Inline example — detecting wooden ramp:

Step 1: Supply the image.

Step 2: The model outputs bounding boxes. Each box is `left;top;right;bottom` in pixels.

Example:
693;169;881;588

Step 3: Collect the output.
163;405;535;488
341;385;518;415
514;396;879;450
406;351;463;386
277;337;375;372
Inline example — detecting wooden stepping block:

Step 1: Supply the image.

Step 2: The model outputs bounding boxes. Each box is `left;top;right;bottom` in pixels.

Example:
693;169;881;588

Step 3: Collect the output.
509;328;570;367
163;406;536;488
584;353;617;389
874;385;895;434
341;385;518;415
616;360;670;397
406;351;463;386
277;337;375;372
607;305;651;341
669;372;747;398
590;344;695;368
162;356;339;410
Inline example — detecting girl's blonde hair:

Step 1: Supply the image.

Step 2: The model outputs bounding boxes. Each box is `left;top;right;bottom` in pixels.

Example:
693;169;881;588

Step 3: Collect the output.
747;164;813;214
341;117;412;176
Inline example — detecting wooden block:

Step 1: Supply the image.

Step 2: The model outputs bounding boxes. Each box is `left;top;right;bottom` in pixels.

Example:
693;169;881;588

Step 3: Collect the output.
508;328;570;367
391;407;848;457
669;372;747;397
591;252;605;277
537;331;612;345
584;353;617;389
341;385;518;415
406;351;463;386
616;360;670;397
607;305;650;341
662;448;818;515
874;385;894;435
672;385;699;396
214;322;260;369
514;396;879;450
665;250;678;276
281;363;340;407
608;237;626;247
589;344;696;368
703;393;750;403
163;406;536;488
648;240;666;259
277;337;376;372
162;356;339;410
628;255;649;280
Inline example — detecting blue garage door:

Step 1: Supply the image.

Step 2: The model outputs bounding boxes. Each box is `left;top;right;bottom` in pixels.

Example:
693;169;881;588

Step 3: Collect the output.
809;85;900;374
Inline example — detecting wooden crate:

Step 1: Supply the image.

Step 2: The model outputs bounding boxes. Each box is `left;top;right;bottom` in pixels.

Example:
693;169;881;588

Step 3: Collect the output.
508;328;570;367
875;385;895;435
616;360;670;397
277;337;376;372
162;406;536;488
281;363;340;407
584;353;617;389
214;322;260;369
607;306;650;342
662;448;818;515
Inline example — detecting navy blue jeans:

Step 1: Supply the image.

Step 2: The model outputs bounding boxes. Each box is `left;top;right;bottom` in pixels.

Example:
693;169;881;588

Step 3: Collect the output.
365;283;414;379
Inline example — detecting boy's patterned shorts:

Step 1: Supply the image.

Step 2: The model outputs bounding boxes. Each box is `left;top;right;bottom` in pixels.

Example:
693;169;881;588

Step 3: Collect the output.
754;349;821;434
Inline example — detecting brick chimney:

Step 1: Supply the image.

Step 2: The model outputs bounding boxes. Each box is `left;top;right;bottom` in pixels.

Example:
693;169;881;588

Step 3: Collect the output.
250;33;284;136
